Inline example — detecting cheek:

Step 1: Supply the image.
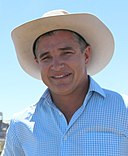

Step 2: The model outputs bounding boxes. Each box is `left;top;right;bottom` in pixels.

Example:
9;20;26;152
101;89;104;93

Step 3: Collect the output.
74;60;86;76
38;64;49;81
38;63;49;72
40;70;49;86
72;58;86;69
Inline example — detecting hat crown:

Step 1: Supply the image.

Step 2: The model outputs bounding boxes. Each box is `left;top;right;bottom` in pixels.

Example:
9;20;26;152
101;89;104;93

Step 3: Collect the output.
43;9;69;17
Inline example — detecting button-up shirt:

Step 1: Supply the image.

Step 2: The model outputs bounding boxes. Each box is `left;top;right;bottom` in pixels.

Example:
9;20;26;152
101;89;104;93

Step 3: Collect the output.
2;77;128;156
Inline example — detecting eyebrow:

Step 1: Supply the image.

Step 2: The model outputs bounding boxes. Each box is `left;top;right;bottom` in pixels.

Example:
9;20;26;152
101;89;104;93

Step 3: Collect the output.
38;52;49;59
58;47;74;51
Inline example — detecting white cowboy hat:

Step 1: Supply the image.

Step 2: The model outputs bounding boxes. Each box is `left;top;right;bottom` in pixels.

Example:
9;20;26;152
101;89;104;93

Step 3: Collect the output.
11;9;114;79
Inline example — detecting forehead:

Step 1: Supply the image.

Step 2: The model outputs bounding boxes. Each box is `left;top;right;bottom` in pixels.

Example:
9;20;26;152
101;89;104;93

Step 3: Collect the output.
33;29;85;57
34;30;79;51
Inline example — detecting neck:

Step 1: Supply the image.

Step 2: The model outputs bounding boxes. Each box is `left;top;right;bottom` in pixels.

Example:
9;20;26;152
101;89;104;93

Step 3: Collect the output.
50;76;89;123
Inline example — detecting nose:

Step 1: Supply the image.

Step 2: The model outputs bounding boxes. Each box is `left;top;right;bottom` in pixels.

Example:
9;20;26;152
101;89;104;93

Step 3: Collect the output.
50;57;64;71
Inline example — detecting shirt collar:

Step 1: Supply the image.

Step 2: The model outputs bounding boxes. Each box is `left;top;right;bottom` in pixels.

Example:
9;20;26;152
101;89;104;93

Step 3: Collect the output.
40;88;58;109
41;76;106;107
88;76;106;98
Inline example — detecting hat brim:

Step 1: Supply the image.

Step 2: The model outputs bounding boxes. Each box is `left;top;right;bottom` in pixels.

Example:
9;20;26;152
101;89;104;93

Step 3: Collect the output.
11;13;114;79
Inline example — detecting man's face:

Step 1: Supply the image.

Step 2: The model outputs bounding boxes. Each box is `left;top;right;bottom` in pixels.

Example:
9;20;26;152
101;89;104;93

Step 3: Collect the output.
35;30;91;96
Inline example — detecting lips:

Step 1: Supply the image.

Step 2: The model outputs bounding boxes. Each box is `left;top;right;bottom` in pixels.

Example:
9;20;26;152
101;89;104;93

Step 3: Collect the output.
51;73;71;79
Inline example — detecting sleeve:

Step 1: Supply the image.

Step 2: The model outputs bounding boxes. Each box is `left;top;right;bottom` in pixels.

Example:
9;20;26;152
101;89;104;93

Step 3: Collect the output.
1;119;25;156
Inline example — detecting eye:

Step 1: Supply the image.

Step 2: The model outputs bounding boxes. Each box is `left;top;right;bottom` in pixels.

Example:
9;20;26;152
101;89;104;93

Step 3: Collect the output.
63;51;74;55
41;56;51;61
37;52;52;62
38;55;52;62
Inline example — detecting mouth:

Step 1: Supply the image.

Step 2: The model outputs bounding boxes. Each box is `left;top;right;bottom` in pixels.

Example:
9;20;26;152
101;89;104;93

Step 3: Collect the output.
51;73;71;79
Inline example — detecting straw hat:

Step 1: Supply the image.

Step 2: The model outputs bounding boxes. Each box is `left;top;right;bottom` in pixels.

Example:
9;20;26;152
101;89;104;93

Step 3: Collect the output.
11;9;114;79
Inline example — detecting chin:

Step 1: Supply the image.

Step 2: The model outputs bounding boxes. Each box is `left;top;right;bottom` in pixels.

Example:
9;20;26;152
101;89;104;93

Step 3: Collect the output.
51;87;74;96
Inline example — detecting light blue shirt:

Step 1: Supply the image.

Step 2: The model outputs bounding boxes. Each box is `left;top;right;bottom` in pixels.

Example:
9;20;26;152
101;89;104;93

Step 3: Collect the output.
2;77;128;156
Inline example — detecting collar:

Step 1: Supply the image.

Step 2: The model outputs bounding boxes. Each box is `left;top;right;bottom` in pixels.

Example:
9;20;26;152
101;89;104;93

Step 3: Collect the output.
88;76;106;98
41;76;106;107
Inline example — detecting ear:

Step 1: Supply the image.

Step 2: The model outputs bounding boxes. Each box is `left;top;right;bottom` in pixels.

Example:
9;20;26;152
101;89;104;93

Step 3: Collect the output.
83;46;91;64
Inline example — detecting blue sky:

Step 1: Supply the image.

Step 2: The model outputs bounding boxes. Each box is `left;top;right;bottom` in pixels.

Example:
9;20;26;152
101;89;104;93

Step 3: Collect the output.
0;0;128;120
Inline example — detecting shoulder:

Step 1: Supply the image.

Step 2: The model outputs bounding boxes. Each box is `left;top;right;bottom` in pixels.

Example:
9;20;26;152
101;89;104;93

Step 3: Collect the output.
103;88;125;100
8;104;38;131
103;88;128;108
11;89;49;122
7;102;42;138
103;88;121;97
9;90;49;129
119;93;128;107
12;104;37;122
103;88;123;101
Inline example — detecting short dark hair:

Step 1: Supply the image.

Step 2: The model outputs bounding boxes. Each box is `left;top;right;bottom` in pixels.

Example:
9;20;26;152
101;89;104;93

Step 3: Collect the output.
33;29;90;58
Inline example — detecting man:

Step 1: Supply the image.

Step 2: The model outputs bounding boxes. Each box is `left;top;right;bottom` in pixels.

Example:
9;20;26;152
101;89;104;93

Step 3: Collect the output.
2;9;128;155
